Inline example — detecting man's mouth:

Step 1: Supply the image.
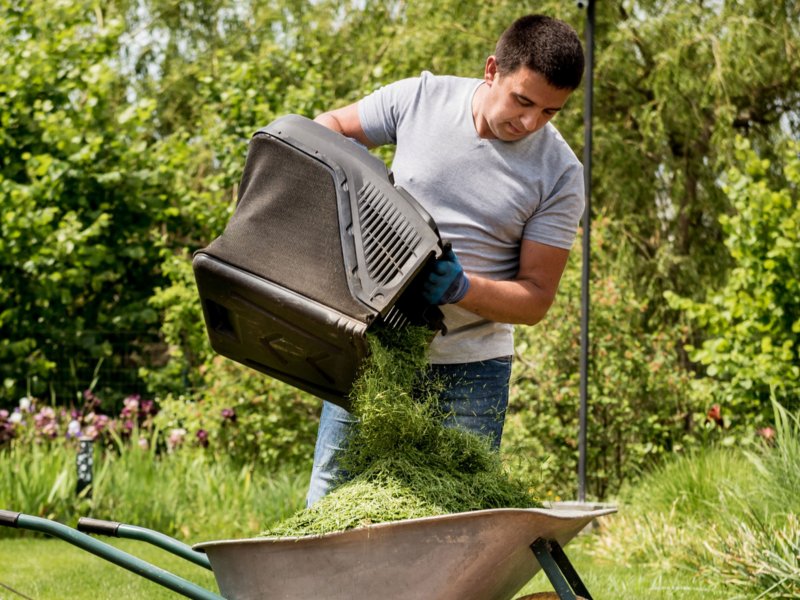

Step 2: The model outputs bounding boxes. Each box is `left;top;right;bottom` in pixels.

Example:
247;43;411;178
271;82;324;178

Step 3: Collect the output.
507;123;525;136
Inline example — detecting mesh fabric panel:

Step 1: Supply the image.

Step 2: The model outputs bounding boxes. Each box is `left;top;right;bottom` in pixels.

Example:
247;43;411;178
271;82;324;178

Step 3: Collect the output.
204;134;368;319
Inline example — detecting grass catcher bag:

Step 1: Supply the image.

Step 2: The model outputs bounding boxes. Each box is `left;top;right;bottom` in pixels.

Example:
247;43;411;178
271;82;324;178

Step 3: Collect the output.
192;114;445;408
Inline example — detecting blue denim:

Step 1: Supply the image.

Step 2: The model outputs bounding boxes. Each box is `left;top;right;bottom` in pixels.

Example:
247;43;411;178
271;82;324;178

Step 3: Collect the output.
305;356;512;506
305;400;358;507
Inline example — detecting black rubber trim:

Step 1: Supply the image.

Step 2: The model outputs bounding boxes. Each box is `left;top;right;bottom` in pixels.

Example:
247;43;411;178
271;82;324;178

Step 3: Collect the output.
77;517;122;537
0;510;20;527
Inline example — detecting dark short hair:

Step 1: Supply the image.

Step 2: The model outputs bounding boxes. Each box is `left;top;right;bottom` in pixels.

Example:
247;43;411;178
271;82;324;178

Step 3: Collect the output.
495;14;585;90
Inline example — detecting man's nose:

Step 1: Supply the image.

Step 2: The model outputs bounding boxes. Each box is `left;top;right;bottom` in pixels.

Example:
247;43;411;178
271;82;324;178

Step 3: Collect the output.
520;109;543;132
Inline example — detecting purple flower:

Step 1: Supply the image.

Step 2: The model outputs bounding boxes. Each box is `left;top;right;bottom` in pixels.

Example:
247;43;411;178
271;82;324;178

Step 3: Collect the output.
0;410;14;443
196;429;209;448
121;395;140;419
82;389;100;411
66;419;82;439
167;428;187;450
221;408;236;422
93;414;110;432
35;407;58;438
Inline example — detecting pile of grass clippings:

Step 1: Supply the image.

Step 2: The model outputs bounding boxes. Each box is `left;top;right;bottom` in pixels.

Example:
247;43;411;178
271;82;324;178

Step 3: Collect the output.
262;325;540;537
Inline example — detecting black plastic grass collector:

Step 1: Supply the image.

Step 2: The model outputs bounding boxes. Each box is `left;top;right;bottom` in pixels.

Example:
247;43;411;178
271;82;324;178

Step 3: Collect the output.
192;115;445;409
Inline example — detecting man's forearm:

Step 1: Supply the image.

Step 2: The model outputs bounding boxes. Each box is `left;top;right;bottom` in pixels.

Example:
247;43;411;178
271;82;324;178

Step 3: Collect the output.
455;274;556;326
313;105;373;147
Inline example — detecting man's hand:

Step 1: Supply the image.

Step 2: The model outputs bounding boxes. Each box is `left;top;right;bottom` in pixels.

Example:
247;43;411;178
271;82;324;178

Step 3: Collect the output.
422;247;470;305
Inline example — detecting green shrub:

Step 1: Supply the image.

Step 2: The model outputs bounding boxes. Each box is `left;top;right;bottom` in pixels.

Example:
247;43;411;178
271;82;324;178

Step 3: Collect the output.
504;215;699;501
0;438;89;523
748;400;800;517
589;401;800;598
703;513;800;599
667;138;800;424
140;251;216;397
153;357;319;470
698;402;800;598
0;390;312;538
89;435;307;539
0;2;203;407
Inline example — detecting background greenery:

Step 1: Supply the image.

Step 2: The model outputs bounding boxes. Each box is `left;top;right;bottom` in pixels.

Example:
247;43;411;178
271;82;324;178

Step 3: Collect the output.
1;0;798;507
1;1;798;597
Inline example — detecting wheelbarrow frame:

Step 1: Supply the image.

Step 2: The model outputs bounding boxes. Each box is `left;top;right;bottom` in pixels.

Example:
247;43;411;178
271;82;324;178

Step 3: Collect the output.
0;507;614;600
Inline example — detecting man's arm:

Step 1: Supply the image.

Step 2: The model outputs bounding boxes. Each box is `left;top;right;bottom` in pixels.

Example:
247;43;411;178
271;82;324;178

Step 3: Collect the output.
314;103;375;148
317;102;569;326
456;239;570;326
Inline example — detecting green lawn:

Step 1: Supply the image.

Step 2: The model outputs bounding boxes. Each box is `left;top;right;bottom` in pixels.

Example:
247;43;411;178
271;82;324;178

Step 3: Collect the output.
515;534;729;600
0;536;218;599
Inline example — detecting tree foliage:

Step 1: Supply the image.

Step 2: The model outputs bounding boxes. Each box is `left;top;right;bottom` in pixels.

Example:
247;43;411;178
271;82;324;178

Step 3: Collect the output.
593;0;799;313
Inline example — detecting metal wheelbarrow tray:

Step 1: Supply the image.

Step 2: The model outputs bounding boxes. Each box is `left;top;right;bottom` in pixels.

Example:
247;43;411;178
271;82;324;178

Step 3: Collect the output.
1;506;615;600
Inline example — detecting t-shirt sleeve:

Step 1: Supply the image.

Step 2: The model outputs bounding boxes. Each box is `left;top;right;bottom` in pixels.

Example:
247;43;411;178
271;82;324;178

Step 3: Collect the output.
357;75;424;147
523;160;585;250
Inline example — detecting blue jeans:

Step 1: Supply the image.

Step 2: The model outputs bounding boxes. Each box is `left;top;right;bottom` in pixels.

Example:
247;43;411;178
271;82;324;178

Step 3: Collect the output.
305;356;512;506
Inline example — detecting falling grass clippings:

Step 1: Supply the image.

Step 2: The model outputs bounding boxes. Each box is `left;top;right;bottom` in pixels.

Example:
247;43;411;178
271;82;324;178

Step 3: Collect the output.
262;326;540;537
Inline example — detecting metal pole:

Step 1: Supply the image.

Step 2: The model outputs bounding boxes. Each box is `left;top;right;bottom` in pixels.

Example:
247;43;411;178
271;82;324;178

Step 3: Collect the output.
578;0;595;503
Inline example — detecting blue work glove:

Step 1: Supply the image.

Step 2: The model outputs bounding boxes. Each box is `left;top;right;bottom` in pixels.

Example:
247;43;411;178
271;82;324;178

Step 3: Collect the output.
421;247;470;305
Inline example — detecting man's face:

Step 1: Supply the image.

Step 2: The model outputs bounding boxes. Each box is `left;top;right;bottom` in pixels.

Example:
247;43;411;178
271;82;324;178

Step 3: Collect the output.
476;56;573;142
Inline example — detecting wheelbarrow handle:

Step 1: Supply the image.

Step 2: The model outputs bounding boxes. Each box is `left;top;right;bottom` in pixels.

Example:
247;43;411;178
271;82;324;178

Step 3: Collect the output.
78;517;212;570
0;510;224;600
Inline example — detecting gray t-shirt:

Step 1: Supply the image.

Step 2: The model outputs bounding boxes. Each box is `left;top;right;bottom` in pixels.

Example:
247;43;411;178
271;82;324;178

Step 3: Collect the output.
359;71;585;363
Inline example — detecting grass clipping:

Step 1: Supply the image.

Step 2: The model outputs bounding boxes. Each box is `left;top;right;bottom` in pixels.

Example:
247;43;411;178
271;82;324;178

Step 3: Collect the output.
263;326;540;537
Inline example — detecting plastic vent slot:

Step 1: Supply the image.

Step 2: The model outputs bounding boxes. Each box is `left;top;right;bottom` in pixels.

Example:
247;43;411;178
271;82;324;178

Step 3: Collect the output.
381;305;411;330
358;181;421;286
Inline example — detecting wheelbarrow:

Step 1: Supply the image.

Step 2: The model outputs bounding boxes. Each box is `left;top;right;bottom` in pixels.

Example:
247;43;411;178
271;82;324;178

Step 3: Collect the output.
0;505;615;599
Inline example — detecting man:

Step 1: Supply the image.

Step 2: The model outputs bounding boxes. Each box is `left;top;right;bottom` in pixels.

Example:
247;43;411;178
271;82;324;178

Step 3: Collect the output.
307;14;585;506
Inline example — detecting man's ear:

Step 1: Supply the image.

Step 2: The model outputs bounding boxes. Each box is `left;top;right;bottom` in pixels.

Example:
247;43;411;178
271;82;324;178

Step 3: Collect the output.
484;55;498;86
